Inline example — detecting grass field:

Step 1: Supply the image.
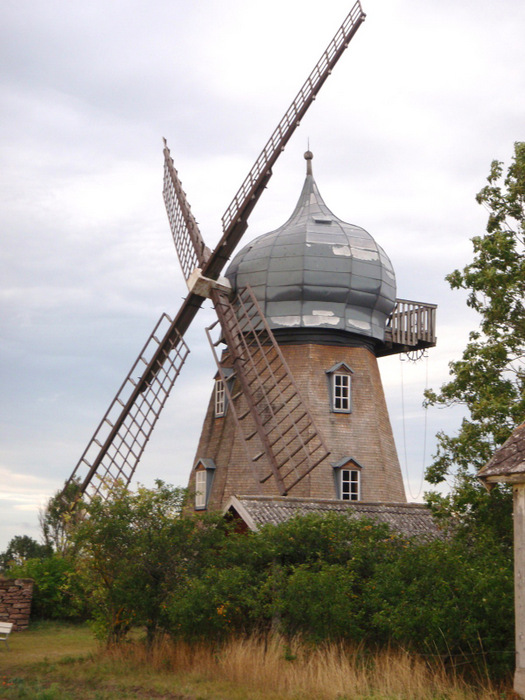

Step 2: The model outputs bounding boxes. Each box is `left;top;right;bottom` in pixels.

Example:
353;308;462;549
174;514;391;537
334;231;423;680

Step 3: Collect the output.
0;622;516;699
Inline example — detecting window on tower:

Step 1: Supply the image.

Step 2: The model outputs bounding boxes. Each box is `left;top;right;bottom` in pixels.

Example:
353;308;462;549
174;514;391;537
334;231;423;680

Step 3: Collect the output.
325;362;353;413
194;458;216;510
340;468;360;501
333;373;351;411
214;379;226;417
332;457;362;501
195;469;207;508
213;369;234;418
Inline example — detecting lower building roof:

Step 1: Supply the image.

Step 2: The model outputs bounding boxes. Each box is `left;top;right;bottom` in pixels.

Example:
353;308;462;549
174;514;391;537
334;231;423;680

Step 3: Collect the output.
477;422;525;488
224;495;441;539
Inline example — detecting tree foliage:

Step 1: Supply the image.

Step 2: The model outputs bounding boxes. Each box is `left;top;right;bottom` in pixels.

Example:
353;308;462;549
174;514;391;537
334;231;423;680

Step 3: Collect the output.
425;142;525;536
167;512;401;644
6;554;86;620
3;481;513;679
71;481;225;645
370;536;513;676
164;511;513;678
39;479;83;556
0;535;50;572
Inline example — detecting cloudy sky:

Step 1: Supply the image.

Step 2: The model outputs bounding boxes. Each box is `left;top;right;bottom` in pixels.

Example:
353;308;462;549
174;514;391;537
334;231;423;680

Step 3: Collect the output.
1;0;524;550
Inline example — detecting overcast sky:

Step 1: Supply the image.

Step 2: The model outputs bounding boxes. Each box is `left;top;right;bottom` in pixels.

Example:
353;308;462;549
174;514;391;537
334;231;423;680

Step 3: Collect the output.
1;0;524;550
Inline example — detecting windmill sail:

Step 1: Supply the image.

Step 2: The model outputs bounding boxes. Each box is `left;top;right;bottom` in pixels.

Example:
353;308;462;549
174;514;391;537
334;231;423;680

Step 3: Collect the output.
65;314;189;502
163;139;211;280
207;286;330;494
211;1;366;274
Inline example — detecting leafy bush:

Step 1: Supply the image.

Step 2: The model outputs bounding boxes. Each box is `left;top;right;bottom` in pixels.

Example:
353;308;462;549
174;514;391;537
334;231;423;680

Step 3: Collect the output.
7;555;86;621
71;481;226;644
167;564;269;642
369;535;514;677
16;480;511;680
279;563;360;641
163;511;513;678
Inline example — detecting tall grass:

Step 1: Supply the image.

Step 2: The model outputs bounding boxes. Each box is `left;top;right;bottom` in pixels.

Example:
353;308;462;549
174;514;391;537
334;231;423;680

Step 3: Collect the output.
105;634;510;699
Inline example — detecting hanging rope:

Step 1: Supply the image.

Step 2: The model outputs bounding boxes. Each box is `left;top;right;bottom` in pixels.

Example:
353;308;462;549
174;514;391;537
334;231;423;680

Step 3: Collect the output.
399;351;429;500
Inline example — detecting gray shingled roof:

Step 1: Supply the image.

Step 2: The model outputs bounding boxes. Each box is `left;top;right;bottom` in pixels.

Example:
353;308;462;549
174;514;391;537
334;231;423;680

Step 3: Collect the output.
477;422;525;486
224;495;441;539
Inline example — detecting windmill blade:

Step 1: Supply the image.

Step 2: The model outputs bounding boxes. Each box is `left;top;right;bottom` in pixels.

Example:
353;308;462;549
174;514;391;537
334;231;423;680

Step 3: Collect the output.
64;313;189;502
207;286;330;495
163;139;211;281
206;1;366;277
65;287;207;503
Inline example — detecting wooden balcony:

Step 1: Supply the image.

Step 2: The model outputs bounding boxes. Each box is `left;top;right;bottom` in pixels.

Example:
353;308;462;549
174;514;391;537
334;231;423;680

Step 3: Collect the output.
380;299;437;357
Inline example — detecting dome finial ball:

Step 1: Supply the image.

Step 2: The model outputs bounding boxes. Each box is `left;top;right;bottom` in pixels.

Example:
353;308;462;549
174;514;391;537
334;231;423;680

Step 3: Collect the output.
304;150;313;175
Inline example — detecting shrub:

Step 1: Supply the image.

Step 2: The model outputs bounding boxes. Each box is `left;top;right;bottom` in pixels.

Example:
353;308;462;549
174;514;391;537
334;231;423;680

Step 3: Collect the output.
7;555;86;621
369;536;514;677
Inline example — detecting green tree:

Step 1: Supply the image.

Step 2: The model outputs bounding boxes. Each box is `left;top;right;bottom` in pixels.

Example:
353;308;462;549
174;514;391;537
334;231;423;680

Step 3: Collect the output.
425;142;525;538
370;536;514;678
39;479;83;555
71;481;225;645
7;554;86;621
0;535;50;572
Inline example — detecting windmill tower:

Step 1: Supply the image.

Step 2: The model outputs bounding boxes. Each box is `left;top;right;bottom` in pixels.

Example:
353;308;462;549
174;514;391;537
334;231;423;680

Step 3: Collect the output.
190;151;436;511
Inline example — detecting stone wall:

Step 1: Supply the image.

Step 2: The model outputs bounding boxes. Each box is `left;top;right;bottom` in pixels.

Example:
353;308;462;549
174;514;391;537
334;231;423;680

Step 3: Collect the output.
0;578;34;631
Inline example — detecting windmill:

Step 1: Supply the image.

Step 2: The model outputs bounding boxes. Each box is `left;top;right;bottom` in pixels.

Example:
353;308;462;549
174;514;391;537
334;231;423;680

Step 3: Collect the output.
64;2;369;504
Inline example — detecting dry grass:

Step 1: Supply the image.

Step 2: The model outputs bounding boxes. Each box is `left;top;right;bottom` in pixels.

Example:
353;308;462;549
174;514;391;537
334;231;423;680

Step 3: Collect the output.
105;634;513;699
1;624;515;699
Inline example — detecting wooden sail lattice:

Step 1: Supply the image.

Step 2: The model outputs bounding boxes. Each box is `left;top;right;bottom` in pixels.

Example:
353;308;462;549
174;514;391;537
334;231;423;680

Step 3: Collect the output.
221;0;365;235
163;139;210;280
206;286;330;495
66;314;189;502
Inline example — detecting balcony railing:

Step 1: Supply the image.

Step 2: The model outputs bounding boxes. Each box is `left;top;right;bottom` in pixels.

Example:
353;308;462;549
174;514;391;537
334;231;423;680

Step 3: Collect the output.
383;299;437;353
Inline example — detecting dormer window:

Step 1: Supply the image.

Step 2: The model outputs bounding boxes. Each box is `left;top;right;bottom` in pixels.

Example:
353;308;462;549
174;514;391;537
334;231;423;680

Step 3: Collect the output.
195;469;207;508
215;379;226;417
332;457;362;501
333;374;351;411
194;458;216;510
341;467;360;500
325;362;353;413
214;369;234;418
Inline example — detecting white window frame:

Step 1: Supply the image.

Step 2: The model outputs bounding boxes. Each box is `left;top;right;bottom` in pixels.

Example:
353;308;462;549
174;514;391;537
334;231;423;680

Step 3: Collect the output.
195;470;207;508
332;373;351;413
340;468;360;501
214;378;226;417
326;363;353;414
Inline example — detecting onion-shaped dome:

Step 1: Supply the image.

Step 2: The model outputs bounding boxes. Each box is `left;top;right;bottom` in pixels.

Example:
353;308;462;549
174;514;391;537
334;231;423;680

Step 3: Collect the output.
226;152;396;344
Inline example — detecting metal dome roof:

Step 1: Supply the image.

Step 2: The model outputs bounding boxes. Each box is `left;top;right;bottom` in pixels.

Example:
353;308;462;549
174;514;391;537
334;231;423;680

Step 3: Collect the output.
226;153;396;343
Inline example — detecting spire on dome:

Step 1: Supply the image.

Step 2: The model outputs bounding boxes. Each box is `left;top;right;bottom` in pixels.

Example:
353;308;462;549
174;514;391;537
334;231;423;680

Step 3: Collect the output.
304;149;314;176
